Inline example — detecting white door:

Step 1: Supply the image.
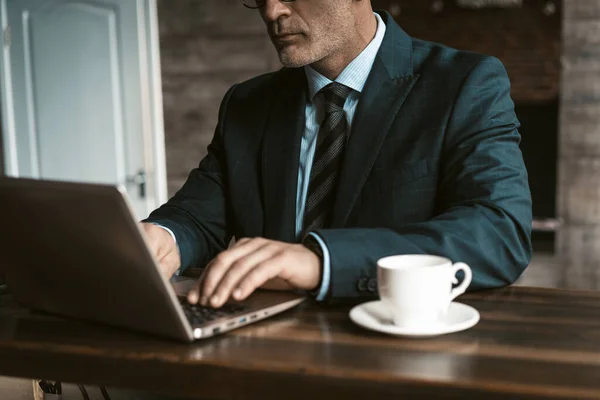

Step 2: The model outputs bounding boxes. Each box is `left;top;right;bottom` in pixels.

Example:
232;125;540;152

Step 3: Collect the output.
0;0;167;219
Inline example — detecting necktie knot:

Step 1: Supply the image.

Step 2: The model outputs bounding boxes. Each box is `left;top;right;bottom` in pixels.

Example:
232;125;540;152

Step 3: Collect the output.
321;82;352;110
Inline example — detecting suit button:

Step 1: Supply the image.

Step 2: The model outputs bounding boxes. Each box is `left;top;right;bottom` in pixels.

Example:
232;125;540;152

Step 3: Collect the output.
367;278;377;293
357;277;368;292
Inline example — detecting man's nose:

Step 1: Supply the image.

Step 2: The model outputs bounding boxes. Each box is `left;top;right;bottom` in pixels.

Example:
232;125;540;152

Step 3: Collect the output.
261;0;292;23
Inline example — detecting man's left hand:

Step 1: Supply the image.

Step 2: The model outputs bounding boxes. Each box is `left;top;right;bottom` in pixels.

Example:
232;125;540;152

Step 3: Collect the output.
187;238;322;308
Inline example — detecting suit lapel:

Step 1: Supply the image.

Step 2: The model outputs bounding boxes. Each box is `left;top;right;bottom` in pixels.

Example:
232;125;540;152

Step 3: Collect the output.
262;69;307;243
332;12;420;227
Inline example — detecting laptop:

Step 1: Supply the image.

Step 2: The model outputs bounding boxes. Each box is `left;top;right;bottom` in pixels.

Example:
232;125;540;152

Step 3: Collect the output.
0;177;305;342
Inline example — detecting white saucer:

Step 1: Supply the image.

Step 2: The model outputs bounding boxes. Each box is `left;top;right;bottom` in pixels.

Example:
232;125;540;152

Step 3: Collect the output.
349;301;480;338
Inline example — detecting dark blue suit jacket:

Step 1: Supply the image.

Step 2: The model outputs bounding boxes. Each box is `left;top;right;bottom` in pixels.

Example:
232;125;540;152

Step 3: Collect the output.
146;11;532;303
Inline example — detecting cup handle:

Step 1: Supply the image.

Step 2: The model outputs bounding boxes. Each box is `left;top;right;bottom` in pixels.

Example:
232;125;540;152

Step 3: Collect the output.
450;262;472;302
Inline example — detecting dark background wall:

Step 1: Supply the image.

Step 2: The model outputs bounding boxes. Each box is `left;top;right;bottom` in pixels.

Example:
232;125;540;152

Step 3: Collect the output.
157;0;279;195
378;0;561;103
158;0;561;222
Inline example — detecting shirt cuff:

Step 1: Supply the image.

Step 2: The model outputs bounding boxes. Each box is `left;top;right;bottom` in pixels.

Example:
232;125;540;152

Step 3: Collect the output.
152;223;180;276
308;232;331;302
154;224;177;244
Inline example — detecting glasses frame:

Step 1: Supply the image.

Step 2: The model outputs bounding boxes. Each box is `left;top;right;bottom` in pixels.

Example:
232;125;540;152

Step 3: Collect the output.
240;0;296;9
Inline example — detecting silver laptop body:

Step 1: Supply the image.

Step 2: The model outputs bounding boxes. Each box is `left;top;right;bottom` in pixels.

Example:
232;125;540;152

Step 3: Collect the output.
0;177;305;342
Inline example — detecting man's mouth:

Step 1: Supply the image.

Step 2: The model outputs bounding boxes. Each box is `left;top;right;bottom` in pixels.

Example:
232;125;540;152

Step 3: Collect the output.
272;33;301;45
273;33;300;38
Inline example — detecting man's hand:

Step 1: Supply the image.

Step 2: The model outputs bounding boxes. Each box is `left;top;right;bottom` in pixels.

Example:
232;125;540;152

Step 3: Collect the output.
187;238;322;308
139;223;181;279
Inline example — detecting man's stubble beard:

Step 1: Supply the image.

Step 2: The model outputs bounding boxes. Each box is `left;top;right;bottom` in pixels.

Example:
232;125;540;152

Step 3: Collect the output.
276;35;342;69
278;46;321;68
273;4;357;70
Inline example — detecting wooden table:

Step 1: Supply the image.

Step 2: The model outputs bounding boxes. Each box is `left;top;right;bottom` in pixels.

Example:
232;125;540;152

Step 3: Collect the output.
1;286;600;399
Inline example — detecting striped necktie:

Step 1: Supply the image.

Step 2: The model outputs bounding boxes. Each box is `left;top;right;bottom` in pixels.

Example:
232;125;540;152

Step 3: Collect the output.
302;82;353;235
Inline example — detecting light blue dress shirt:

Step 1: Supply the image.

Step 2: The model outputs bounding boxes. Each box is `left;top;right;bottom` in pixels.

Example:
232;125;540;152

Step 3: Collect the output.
300;13;386;301
159;13;386;299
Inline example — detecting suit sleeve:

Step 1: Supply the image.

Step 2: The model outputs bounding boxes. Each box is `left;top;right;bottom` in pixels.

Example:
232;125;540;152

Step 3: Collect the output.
310;56;533;304
143;85;237;272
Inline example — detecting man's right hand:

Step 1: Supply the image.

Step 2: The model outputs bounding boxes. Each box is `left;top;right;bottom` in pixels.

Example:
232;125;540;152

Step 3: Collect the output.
139;223;181;279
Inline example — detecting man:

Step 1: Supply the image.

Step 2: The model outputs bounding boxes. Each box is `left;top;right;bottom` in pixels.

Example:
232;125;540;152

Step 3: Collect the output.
142;0;532;307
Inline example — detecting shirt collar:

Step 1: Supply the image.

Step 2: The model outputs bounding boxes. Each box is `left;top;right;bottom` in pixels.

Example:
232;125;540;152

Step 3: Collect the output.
304;12;387;101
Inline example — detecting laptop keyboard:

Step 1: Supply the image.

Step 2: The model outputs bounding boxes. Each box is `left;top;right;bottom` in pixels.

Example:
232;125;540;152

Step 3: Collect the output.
180;300;247;325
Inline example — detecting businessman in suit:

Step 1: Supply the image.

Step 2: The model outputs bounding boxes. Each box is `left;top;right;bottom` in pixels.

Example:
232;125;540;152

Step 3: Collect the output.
142;0;532;307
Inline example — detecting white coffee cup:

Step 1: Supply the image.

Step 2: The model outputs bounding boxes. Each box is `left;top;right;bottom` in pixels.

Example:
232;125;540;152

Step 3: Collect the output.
377;255;472;328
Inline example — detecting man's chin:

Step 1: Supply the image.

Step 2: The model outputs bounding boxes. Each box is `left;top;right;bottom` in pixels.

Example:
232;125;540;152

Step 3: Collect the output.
278;50;313;68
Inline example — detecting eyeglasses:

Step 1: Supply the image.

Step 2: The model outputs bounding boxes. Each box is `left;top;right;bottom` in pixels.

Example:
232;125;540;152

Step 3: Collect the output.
240;0;296;9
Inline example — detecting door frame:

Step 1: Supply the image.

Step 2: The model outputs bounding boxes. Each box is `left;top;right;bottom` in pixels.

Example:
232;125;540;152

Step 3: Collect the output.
0;0;168;208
